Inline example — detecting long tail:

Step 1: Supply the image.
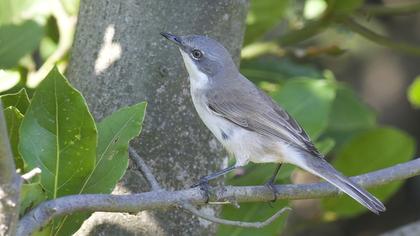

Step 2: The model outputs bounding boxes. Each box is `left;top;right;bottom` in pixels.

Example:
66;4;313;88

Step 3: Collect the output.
295;153;386;214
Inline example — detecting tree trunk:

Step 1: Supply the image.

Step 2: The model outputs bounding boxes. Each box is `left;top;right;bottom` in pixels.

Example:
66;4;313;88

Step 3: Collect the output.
0;104;21;236
67;0;248;235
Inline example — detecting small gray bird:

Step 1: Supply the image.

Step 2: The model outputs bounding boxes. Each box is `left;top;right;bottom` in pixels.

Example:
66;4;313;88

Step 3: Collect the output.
161;32;386;214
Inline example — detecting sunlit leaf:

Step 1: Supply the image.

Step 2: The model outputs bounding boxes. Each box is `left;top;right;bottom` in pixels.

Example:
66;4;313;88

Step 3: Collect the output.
55;102;147;235
19;67;97;199
244;0;289;45
0;0;51;25
407;76;420;108
323;127;415;217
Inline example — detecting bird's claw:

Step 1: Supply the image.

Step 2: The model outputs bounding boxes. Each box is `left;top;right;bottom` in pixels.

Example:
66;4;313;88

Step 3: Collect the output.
191;177;211;203
265;180;278;203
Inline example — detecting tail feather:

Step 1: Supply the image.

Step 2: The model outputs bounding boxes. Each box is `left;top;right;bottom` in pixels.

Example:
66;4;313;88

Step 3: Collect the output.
297;154;386;214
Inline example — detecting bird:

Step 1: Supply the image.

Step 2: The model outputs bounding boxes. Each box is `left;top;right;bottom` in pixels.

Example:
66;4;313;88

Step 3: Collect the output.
160;32;386;214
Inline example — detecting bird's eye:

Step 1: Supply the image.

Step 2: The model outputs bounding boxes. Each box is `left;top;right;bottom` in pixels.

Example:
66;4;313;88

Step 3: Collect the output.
191;49;203;60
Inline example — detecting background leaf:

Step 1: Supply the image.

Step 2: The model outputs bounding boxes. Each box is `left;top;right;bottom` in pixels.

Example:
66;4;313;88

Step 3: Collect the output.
55;102;147;235
244;0;289;45
19;182;46;216
323;127;415;217
19;67;97;199
407;76;420;108
0;20;44;69
3;106;24;170
1;88;30;113
271;78;336;139
324;85;376;148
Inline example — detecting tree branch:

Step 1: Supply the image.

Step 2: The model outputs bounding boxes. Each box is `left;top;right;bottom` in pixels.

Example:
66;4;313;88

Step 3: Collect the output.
181;202;290;228
129;147;162;191
17;158;420;236
359;3;420;16
0;102;22;236
338;16;420;56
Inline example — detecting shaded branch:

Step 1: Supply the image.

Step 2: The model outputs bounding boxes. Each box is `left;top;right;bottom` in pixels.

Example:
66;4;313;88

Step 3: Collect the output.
181;202;290;228
129;146;290;228
129;147;162;191
17;158;420;236
339;16;420;56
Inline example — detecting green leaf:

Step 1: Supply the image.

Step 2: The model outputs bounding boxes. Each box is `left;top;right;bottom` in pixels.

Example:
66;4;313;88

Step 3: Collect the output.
407;76;420;108
271;78;336;139
323;127;415;217
1;88;30;113
240;58;323;84
0;0;51;25
19;67;97;199
55;102;147;235
0;20;44;69
217;201;290;236
324;85;376;148
19;182;46;216
244;0;289;45
3;107;24;170
315;137;335;155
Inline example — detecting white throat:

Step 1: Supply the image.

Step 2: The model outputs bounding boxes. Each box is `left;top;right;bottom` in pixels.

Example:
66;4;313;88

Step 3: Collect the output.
180;50;209;90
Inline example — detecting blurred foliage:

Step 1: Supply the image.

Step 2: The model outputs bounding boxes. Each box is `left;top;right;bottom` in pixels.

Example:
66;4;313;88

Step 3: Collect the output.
0;0;419;235
408;76;420;108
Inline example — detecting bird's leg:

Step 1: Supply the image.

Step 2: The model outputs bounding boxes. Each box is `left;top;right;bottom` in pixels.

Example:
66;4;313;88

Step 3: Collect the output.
191;165;236;203
265;163;282;202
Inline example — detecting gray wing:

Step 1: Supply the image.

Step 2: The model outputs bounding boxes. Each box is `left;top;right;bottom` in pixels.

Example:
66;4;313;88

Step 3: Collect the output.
206;78;321;157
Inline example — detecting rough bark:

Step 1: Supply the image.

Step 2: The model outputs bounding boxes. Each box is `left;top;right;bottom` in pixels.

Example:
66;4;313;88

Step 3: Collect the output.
67;0;248;235
0;103;21;236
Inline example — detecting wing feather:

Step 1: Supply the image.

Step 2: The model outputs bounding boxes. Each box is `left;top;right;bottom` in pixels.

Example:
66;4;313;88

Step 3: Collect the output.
206;79;321;157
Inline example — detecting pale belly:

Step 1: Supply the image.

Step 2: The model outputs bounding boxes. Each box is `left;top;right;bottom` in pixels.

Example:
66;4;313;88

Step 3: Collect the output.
191;91;289;167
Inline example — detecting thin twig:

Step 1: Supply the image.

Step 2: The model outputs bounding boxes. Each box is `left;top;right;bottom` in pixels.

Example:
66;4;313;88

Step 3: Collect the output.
181;202;290;228
338;16;420;56
17;158;420;236
21;167;42;181
359;3;420;16
129;147;162;191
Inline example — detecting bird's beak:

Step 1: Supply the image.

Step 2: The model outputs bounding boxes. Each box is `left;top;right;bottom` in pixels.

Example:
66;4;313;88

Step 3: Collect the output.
160;32;182;47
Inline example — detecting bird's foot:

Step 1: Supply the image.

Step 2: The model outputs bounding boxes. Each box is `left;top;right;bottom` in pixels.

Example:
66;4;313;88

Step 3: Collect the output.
265;180;278;203
191;177;212;203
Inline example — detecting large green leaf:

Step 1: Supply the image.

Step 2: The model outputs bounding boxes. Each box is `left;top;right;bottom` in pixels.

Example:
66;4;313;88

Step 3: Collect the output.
55;102;147;235
271;78;336;139
1;88;30;113
244;0;289;45
323;127;415;217
3;107;24;170
19;67;97;199
324;85;376;148
0;20;44;69
407;76;420;109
